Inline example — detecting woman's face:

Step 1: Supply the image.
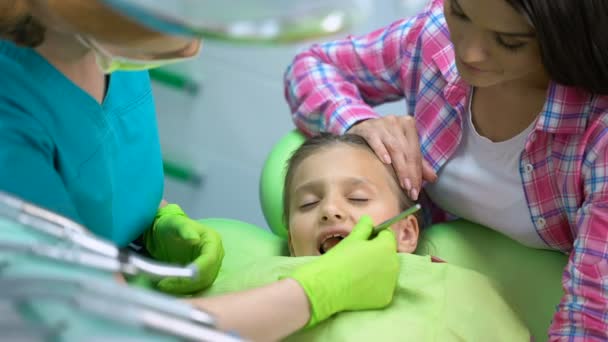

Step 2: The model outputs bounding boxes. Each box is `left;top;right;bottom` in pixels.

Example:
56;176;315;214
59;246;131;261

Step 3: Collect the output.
444;0;548;88
287;144;418;257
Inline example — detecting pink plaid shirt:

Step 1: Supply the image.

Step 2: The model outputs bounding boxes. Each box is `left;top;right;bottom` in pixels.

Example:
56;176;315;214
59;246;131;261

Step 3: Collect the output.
284;0;608;340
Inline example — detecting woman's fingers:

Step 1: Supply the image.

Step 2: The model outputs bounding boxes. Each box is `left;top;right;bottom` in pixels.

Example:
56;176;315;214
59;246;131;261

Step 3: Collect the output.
347;115;430;201
364;132;392;165
382;124;416;192
422;159;438;183
398;116;424;200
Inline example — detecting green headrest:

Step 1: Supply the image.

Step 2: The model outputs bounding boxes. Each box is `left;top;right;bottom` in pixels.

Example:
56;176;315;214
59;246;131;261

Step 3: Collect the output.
259;130;306;238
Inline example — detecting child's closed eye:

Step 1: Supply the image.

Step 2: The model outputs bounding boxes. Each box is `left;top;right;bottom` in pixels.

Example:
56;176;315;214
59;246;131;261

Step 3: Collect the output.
299;201;319;209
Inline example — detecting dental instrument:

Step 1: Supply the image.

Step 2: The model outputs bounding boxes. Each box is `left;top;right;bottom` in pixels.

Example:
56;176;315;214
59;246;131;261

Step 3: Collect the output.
0;191;197;279
0;275;215;327
0;284;244;342
0;240;198;278
371;204;422;236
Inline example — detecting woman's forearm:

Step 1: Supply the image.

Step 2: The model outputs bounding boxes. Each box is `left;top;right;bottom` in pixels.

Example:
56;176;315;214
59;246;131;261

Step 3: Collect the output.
189;279;310;342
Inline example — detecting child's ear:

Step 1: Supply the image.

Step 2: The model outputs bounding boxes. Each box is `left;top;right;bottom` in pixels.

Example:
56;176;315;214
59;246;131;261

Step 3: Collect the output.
392;215;420;253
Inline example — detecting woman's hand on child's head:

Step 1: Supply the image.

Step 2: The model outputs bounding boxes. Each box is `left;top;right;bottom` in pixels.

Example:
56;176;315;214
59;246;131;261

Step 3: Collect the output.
347;115;437;200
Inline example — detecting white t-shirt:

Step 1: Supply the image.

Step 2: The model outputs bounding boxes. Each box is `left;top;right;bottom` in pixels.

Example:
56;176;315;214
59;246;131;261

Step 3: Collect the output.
425;91;547;249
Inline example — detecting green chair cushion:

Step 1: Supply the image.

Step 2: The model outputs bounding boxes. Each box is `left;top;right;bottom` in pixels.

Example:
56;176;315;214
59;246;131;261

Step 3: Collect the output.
259;130;305;238
418;220;567;339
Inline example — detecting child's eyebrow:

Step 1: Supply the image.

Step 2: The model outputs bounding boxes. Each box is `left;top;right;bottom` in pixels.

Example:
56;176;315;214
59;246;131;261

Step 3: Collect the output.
344;177;376;190
293;181;320;195
293;177;377;195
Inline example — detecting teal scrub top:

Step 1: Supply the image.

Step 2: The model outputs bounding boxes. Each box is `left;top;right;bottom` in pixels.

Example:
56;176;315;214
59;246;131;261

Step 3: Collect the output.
0;40;164;247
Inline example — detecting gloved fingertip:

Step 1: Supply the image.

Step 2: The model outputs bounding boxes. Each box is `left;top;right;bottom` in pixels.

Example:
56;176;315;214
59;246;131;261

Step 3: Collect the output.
156;203;186;217
192;253;223;274
347;215;374;240
157;278;194;295
358;215;373;226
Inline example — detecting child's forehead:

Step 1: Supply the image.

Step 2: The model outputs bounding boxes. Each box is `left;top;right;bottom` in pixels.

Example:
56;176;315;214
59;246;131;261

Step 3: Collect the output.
292;144;397;187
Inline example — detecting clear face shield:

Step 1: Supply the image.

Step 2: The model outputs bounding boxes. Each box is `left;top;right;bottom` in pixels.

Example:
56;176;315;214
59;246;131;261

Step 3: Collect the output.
75;33;201;73
72;0;367;72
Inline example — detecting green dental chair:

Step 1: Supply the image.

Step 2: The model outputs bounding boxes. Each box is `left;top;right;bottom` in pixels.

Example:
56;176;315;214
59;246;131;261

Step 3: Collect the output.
258;130;567;340
202;130;567;341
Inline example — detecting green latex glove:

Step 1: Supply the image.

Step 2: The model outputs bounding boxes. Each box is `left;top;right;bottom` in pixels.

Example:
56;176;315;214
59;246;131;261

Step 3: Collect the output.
144;204;224;294
287;215;399;327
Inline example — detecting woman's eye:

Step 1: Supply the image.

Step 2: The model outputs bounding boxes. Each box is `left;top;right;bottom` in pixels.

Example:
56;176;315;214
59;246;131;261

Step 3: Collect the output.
349;198;369;203
452;10;469;21
495;35;527;51
450;1;469;21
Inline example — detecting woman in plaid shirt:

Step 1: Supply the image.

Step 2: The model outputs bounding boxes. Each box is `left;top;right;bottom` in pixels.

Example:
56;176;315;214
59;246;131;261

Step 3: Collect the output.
284;0;608;340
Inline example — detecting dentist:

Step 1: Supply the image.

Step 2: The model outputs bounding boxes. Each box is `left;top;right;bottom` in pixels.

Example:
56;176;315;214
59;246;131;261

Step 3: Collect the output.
0;1;399;341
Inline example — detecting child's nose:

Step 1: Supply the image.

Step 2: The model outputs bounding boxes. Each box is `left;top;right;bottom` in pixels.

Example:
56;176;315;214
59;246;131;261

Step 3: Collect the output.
319;200;346;223
322;212;343;222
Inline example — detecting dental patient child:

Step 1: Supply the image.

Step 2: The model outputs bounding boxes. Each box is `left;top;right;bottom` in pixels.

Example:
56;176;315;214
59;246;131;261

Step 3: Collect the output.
203;134;530;341
284;133;422;257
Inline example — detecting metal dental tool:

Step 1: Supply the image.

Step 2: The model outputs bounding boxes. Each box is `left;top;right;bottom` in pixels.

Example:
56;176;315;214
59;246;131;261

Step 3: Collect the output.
0;240;198;278
0;191;197;279
371;204;422;236
0;284;244;342
0;276;216;327
0;241;135;275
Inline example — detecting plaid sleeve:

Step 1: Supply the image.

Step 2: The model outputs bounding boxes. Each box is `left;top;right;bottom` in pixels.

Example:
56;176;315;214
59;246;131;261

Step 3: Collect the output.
549;128;608;341
283;2;437;136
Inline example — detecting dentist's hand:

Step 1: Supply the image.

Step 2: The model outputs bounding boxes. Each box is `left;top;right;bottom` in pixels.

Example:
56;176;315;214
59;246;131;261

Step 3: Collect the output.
286;215;399;327
144;204;224;294
347;115;437;200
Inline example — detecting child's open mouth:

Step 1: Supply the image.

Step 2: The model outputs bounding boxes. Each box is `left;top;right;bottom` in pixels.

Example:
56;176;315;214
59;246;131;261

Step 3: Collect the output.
319;234;347;254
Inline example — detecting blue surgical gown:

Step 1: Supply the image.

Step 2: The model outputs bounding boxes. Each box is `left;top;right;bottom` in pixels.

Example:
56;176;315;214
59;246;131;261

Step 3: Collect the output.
0;40;164;247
